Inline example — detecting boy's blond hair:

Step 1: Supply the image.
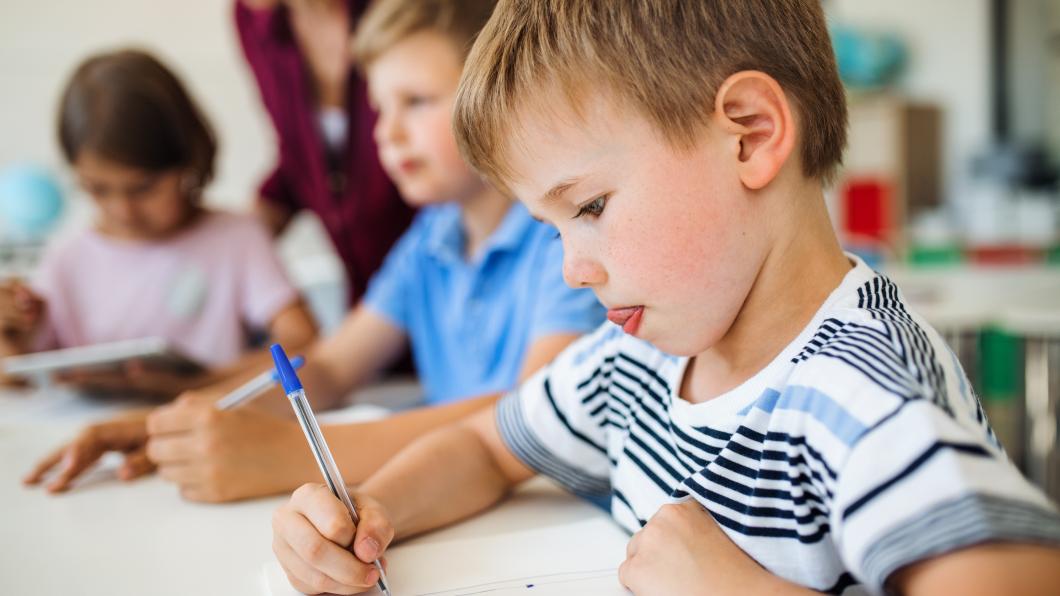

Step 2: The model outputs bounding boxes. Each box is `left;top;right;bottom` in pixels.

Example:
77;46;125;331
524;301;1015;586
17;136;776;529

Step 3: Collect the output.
352;0;497;68
454;0;848;192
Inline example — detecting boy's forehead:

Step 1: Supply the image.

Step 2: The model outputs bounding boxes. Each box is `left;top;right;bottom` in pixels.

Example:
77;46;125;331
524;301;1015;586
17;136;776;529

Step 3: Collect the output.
499;92;635;199
364;30;463;89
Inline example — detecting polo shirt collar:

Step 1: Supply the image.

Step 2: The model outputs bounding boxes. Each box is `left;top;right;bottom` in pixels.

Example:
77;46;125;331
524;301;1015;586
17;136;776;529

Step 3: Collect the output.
426;202;537;265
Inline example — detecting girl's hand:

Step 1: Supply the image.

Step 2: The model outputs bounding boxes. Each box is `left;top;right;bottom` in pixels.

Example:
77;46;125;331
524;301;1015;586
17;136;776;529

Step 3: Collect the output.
23;412;154;493
145;397;313;502
56;359;206;400
272;483;393;594
0;279;45;354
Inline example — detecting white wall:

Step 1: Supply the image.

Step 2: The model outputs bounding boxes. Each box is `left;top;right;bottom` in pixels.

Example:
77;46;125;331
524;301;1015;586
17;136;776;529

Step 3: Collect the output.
0;0;274;210
0;1;1006;209
828;0;992;202
0;1;346;325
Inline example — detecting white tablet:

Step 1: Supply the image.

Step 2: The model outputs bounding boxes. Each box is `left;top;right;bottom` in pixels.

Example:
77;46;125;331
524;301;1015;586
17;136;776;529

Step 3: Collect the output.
2;337;205;377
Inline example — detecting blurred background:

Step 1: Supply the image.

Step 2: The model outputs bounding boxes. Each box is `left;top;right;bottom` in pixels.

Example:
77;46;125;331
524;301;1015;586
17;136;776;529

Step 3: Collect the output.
0;0;1057;497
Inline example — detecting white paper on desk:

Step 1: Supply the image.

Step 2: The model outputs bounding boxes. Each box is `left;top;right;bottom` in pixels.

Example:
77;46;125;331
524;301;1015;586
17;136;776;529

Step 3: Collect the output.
263;517;631;595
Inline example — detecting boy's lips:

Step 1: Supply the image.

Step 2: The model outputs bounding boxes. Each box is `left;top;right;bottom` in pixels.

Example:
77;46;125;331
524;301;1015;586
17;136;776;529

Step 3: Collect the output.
607;306;644;335
397;159;422;174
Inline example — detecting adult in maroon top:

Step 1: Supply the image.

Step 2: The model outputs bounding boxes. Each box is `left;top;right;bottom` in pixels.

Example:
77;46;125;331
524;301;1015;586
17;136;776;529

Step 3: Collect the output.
235;0;413;304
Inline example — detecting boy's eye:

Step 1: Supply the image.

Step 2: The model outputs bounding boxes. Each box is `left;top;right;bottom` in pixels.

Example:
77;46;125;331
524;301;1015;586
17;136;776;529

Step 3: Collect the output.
406;95;433;108
573;194;609;219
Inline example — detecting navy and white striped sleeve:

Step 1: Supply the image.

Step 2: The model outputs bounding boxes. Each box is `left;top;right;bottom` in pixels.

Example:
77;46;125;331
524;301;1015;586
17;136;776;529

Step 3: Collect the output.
496;324;615;499
829;398;1060;591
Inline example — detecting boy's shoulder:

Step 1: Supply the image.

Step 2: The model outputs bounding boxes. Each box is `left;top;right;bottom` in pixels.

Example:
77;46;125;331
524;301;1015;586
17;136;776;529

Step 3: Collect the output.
399;205;460;250
783;262;992;446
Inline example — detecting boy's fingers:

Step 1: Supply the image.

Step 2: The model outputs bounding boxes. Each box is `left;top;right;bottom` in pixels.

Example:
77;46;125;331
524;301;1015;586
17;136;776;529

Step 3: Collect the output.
23;447;65;485
626;526;648;559
352;502;394;563
147;403;214;436
45;445;100;492
157;461;203;486
119;449;155;480
292;484;357;547
281;510;371;589
273;533;362;595
145;434;205;465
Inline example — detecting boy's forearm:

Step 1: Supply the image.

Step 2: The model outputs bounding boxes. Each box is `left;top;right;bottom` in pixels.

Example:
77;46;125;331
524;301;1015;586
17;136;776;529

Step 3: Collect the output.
328;394;499;485
359;419;517;540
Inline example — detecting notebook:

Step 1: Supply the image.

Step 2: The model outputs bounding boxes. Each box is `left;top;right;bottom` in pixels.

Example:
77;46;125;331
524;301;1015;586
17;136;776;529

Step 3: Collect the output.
263;516;632;596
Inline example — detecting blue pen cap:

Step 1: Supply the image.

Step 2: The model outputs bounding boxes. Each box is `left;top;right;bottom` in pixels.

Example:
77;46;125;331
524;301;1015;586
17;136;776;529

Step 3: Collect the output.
270;355;305;382
270;344;304;393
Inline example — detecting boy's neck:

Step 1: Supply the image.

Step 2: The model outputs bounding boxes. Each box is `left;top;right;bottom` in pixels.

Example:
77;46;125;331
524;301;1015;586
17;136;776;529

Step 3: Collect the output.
682;184;852;404
458;184;512;260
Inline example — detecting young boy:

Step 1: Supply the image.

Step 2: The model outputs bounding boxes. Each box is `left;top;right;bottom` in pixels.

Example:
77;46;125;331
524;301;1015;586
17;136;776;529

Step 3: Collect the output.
24;0;605;502
272;1;1060;594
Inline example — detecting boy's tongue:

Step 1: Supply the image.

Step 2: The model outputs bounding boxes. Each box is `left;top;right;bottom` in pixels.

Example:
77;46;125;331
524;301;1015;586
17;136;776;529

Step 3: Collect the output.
607;306;644;335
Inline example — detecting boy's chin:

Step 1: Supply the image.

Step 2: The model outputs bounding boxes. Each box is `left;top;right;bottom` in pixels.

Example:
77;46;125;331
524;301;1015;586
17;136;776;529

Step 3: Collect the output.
642;325;715;358
396;188;449;208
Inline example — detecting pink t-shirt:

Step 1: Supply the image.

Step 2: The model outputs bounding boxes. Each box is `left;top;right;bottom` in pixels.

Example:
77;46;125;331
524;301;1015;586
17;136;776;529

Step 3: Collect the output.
31;211;299;368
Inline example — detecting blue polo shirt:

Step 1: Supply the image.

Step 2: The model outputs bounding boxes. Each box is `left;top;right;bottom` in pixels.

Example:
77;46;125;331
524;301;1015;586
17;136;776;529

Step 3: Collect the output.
363;203;605;405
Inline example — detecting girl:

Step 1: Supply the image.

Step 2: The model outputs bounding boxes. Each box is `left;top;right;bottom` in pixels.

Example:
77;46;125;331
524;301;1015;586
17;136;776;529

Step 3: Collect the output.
0;49;317;397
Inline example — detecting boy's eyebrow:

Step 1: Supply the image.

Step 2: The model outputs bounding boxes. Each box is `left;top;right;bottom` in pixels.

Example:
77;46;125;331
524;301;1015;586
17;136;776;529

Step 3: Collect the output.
541;176;585;203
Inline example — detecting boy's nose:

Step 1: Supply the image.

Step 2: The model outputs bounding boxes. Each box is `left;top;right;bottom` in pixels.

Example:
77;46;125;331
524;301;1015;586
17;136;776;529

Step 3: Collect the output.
373;112;405;146
563;254;607;289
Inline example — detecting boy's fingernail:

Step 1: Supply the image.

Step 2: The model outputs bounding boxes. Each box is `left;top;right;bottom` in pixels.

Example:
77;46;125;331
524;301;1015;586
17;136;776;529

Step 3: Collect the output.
364;537;381;557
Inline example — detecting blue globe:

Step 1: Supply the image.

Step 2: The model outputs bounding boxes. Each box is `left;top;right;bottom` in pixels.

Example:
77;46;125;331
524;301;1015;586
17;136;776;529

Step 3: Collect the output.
832;26;907;89
0;164;65;240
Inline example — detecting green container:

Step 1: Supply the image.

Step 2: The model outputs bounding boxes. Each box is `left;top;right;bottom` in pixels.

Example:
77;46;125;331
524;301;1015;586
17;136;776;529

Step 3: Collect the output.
978;327;1023;402
1047;244;1060;265
977;328;1025;464
907;244;965;267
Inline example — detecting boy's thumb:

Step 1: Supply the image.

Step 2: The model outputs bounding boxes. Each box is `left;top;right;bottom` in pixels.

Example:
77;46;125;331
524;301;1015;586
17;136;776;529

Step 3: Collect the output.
352;505;393;563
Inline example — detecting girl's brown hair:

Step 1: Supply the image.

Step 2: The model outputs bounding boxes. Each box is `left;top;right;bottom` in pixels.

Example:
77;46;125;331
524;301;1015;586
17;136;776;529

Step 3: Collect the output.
57;49;217;198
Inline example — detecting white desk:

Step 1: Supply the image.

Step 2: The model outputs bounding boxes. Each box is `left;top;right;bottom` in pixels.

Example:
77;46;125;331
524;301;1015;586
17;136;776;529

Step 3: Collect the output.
0;388;625;596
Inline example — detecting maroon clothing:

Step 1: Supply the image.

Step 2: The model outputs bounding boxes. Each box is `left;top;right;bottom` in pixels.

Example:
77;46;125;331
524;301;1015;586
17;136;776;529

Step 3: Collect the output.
235;1;413;304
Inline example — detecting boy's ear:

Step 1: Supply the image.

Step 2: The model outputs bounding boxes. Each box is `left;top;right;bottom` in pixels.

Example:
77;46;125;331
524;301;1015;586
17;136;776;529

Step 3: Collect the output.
712;71;797;190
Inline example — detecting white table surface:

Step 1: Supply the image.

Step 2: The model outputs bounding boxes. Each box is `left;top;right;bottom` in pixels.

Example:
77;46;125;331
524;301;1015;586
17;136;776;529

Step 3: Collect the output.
0;387;620;596
884;264;1060;334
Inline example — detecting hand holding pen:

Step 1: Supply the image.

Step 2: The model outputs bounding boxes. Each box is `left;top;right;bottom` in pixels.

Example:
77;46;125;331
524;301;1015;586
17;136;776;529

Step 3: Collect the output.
271;343;394;596
142;356;311;503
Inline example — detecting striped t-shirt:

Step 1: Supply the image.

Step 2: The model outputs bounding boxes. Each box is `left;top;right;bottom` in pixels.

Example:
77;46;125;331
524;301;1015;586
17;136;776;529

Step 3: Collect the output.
497;257;1060;594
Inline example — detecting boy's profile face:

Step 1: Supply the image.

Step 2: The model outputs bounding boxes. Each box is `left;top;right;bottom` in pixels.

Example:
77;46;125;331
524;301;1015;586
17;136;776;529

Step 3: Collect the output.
366;31;484;206
505;96;771;357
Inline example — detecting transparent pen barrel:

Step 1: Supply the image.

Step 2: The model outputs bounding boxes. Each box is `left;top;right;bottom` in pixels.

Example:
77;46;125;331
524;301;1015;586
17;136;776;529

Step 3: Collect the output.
287;389;359;521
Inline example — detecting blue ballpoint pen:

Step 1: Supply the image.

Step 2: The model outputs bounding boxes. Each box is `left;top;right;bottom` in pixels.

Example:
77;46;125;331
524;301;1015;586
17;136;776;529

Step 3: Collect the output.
270;344;393;596
214;355;305;411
